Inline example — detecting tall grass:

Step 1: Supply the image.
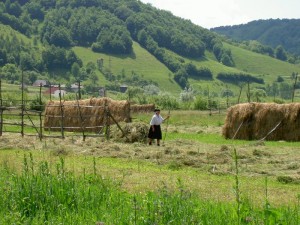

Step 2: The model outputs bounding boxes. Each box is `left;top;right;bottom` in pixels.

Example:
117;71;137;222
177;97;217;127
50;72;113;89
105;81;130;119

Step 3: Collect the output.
1;153;300;224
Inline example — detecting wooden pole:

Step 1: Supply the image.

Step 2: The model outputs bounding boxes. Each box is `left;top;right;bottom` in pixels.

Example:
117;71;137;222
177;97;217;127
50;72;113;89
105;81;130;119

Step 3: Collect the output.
49;81;52;101
58;84;64;139
292;73;298;102
75;93;85;141
21;69;24;137
78;80;81;100
104;102;110;140
39;83;43;140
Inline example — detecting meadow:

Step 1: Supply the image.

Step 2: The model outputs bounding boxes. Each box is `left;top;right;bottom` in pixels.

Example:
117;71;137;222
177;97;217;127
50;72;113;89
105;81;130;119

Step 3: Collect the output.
1;110;300;224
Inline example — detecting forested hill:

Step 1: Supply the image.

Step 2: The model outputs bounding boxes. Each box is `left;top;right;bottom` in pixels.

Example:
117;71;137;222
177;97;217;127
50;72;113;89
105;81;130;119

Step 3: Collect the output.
0;0;239;90
1;0;300;99
211;19;300;56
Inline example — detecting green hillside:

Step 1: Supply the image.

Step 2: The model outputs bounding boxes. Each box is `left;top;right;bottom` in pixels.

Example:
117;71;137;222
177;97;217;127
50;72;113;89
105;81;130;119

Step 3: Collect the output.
224;43;300;83
211;19;300;56
73;42;181;93
1;0;300;104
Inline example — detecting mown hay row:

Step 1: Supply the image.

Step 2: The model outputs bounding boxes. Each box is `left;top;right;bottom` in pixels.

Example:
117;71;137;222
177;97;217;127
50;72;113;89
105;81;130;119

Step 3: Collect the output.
130;104;155;113
222;103;300;141
44;97;130;132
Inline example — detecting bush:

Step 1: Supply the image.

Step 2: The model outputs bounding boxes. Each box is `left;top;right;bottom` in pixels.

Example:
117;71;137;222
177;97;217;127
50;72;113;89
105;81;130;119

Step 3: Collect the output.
193;96;207;110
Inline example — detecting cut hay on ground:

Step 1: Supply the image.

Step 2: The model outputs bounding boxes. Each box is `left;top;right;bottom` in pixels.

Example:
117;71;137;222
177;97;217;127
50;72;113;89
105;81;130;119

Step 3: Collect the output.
44;97;130;132
110;122;149;143
223;102;300;141
130;104;155;113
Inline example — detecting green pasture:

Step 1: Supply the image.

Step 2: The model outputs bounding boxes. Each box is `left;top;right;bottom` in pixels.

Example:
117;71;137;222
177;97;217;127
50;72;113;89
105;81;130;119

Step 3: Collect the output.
225;43;300;83
1;147;300;224
73;42;182;94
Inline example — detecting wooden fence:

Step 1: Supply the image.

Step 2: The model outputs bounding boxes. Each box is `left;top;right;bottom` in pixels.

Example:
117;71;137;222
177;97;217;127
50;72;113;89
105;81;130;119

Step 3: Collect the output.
0;80;126;141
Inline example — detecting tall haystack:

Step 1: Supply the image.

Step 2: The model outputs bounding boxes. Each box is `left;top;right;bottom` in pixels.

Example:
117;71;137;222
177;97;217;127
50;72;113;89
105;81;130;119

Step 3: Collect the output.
223;103;300;141
44;97;130;132
130;104;155;113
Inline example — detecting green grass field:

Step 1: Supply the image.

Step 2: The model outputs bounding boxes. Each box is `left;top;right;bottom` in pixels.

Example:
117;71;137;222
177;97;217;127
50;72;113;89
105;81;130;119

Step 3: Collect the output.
1;110;300;224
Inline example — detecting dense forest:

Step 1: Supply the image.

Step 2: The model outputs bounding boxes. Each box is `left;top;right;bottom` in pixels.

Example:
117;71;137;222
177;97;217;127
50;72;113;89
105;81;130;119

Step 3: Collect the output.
211;19;300;61
0;0;237;90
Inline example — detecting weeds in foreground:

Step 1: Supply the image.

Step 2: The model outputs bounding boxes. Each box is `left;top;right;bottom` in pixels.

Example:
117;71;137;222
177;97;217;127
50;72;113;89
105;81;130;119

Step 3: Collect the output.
0;153;300;224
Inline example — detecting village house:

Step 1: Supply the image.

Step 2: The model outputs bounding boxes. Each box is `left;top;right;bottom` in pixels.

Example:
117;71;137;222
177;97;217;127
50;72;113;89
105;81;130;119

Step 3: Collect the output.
44;86;67;98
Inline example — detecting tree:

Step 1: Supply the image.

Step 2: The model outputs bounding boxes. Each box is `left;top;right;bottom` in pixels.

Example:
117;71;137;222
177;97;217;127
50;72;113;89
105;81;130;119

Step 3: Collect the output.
0;49;7;66
20;52;34;71
71;62;80;80
279;82;292;99
180;87;195;102
25;1;44;20
7;1;22;17
250;88;267;102
92;26;133;54
49;26;72;47
2;63;19;83
275;45;287;61
114;5;133;21
86;62;96;74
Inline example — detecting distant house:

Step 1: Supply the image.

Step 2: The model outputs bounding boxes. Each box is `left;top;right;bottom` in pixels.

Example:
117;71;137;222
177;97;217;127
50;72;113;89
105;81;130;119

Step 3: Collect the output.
33;80;49;87
70;83;83;92
44;87;67;98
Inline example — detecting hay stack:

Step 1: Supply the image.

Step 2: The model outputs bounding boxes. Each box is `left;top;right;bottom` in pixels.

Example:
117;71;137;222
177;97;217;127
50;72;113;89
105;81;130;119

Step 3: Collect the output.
110;122;149;143
130;104;155;113
223;102;300;141
44;97;130;132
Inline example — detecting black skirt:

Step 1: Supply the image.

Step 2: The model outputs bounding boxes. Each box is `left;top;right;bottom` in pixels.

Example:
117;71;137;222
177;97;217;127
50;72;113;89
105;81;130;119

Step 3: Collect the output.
148;125;162;139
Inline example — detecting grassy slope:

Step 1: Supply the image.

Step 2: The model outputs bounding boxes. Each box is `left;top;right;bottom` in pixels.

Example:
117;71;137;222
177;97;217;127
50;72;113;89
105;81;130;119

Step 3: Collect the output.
224;42;300;83
0;24;31;44
73;42;182;94
182;42;300;95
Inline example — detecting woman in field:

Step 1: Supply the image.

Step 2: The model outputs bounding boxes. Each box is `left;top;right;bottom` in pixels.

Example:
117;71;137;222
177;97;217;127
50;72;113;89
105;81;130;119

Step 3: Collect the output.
148;109;170;146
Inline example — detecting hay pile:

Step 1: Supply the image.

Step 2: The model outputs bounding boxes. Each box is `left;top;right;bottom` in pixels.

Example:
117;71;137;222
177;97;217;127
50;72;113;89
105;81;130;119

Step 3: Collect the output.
44;97;130;132
130;104;155;113
110;122;149;143
223;103;300;141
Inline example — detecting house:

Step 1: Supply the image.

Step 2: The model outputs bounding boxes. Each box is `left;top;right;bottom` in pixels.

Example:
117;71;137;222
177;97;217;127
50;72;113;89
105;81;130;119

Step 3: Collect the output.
44;87;67;98
32;80;49;87
70;83;83;92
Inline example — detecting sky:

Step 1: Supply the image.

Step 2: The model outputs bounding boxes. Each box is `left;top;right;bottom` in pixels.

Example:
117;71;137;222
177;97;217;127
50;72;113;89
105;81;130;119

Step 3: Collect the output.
139;0;300;29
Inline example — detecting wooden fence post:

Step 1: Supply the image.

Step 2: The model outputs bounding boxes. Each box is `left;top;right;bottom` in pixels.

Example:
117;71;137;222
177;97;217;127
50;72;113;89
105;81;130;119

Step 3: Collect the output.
21;69;24;137
59;84;64;139
104;101;110;140
39;83;43;140
75;93;85;141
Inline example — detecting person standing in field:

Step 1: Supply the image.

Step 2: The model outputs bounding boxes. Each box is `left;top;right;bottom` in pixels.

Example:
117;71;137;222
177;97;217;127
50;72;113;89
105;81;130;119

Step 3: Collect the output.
148;108;170;146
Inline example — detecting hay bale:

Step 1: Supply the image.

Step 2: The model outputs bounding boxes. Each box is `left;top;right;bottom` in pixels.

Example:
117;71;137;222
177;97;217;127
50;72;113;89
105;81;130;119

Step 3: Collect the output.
44;97;130;132
222;103;300;141
130;104;155;113
110;122;149;143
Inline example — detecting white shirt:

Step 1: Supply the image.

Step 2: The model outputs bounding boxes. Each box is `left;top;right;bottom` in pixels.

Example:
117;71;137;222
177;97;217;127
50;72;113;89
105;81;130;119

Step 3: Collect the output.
150;114;164;125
